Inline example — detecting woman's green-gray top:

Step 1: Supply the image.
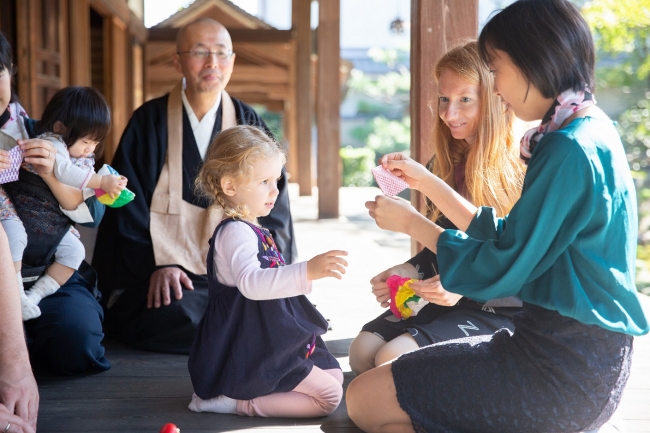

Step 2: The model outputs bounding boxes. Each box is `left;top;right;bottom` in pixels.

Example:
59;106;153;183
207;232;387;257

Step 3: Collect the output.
437;117;649;336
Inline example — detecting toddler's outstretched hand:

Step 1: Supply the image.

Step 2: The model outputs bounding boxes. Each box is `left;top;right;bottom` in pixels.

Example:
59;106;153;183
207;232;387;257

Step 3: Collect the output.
307;250;348;281
100;174;128;198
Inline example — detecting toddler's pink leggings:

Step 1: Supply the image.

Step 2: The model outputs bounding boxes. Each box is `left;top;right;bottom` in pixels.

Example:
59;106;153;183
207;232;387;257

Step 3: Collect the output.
236;367;344;418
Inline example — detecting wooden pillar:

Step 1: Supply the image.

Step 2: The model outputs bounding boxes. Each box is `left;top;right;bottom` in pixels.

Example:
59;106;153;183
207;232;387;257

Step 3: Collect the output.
15;0;34;114
16;0;69;117
132;43;144;110
292;0;313;196
69;0;91;86
284;96;297;181
316;0;340;218
104;16;128;163
410;0;477;254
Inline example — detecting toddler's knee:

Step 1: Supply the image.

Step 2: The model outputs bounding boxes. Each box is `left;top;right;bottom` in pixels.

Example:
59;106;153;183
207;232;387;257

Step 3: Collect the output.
314;381;343;416
1;219;27;262
54;232;86;270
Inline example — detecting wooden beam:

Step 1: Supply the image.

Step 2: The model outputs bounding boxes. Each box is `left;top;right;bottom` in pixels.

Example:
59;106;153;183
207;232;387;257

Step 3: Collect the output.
233;43;291;68
225;83;289;97
90;0;129;25
104;15;129;164
232;65;288;83
286;21;297;186
293;0;313;195
16;0;34;115
148;27;292;44
69;0;91;86
410;0;478;254
90;0;147;43
16;0;69;116
56;0;70;88
132;43;144;110
316;0;340;218
128;11;148;44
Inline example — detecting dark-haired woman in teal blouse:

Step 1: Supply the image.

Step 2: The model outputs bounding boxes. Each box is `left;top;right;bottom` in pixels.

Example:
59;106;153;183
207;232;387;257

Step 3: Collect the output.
346;1;649;432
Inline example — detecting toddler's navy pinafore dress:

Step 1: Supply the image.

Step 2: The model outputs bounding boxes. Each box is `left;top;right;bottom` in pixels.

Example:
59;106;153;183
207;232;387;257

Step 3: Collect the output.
188;218;340;400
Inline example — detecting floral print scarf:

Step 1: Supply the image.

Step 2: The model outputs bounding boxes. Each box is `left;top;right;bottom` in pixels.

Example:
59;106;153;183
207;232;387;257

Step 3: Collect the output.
520;88;595;164
0;102;28;140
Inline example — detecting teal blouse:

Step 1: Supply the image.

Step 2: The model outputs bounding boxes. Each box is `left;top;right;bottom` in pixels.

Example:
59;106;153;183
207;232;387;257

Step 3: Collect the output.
437;117;649;336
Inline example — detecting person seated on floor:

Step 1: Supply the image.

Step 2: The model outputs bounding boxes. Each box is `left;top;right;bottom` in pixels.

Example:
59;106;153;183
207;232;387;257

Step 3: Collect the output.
0;30;110;376
0;225;38;433
1;86;125;322
347;1;649;432
93;18;296;355
349;40;525;375
187;125;348;418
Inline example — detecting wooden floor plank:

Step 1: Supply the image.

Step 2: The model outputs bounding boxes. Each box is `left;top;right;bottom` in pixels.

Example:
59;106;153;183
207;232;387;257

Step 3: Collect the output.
34;186;650;433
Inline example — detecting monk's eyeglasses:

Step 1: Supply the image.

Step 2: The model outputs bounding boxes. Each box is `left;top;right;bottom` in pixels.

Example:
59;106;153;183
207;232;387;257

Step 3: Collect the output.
177;49;234;63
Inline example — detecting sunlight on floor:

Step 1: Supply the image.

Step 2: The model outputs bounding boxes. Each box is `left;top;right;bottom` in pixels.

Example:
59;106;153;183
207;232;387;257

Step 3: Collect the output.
289;184;411;375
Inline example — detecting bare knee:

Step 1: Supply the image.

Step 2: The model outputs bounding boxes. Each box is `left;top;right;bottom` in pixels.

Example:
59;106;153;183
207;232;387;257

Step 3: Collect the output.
349;331;386;375
347;369;386;430
347;366;413;432
375;334;419;367
346;375;366;424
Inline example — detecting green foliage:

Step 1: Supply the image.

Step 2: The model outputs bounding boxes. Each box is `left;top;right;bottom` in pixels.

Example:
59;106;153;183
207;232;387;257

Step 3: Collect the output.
582;0;650;88
364;116;411;158
357;100;391;116
617;92;650;171
347;49;411;152
367;47;409;68
340;146;375;187
343;47;411;187
636;244;650;295
252;104;284;142
347;49;410;106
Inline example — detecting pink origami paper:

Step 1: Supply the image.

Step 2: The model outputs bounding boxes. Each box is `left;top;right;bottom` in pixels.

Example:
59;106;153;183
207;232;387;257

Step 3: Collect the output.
371;165;409;196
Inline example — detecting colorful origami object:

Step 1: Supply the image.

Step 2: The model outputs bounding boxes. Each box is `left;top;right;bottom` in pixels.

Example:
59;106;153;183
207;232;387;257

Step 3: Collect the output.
94;164;135;208
386;275;429;319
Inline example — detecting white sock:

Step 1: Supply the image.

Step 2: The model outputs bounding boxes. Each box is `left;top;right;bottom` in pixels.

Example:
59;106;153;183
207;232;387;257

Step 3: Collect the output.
18;272;41;321
188;393;237;414
25;274;60;305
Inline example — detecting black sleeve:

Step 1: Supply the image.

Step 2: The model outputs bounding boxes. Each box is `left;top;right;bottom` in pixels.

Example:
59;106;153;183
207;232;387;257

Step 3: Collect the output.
93;99;166;296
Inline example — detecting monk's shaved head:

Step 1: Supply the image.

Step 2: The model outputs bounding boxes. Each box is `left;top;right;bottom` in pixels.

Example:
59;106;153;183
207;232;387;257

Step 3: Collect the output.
176;18;232;52
172;17;236;97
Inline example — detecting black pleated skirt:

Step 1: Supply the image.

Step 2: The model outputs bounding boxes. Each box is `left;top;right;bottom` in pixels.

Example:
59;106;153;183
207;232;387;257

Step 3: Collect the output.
392;302;633;433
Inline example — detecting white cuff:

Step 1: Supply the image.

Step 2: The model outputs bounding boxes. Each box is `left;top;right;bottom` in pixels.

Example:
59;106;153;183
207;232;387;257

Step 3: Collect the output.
59;189;96;223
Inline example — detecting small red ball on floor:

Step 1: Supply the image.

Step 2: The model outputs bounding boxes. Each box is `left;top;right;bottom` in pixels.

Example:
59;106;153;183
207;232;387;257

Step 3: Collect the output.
159;423;179;433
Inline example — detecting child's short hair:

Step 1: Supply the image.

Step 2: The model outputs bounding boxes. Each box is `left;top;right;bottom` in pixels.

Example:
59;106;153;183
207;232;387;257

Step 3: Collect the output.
36;86;111;156
478;0;595;98
195;125;286;219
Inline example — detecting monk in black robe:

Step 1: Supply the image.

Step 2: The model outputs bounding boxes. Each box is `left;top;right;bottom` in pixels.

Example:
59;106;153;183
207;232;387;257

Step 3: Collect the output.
93;18;296;354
